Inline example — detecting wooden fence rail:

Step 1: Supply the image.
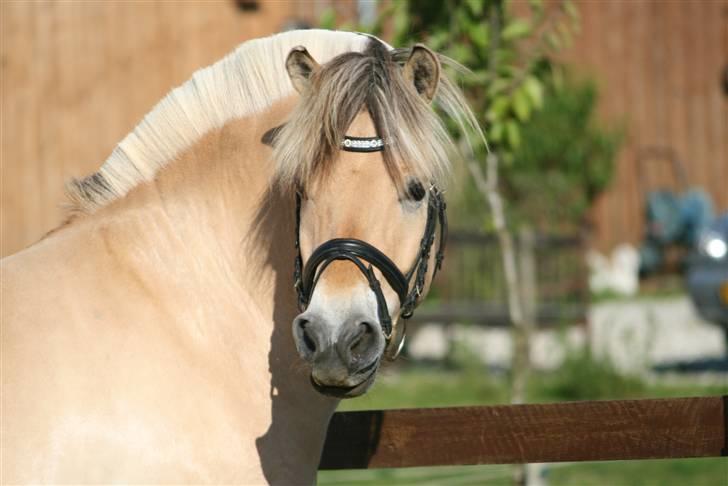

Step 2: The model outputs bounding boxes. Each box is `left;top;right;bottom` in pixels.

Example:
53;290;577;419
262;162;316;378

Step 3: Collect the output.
319;396;726;470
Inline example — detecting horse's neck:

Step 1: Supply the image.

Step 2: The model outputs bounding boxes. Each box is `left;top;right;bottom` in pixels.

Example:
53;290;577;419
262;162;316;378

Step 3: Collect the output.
80;102;289;339
69;97;337;481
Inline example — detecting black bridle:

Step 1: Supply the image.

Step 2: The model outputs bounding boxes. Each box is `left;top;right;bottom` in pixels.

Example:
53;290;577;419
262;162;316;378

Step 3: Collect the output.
292;135;447;358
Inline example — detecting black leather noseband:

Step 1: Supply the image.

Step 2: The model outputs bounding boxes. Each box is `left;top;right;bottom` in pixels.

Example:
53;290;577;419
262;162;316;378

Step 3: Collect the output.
292;135;447;343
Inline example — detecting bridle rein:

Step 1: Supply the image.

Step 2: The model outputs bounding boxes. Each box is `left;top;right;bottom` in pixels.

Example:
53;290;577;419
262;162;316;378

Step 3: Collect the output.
292;135;447;359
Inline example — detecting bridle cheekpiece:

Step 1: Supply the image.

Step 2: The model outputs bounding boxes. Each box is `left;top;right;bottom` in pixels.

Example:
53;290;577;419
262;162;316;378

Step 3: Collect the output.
292;135;447;359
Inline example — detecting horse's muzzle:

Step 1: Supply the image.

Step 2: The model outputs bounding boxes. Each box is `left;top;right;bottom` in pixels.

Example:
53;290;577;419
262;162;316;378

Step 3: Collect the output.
292;312;384;398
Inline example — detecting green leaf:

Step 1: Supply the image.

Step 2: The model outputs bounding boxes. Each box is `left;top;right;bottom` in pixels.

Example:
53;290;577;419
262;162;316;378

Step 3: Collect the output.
448;43;472;64
523;76;544;109
319;7;336;29
487;78;510;97
506;119;521;148
512;87;531;121
502;19;532;40
466;0;484;16
487;96;510;121
468;22;490;50
563;0;579;23
428;31;449;50
489;122;505;142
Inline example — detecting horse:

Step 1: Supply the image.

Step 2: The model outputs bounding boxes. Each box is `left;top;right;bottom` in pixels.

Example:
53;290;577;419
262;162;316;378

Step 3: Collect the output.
1;29;479;484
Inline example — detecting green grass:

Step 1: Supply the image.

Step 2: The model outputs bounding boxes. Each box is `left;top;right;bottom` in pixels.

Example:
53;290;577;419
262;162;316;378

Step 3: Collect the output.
338;351;726;412
318;355;727;485
320;459;728;486
320;464;514;485
548;458;727;486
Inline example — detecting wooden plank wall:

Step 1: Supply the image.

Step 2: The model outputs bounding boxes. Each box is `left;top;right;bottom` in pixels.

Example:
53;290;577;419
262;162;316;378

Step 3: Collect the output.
1;1;725;256
0;0;356;257
560;0;728;251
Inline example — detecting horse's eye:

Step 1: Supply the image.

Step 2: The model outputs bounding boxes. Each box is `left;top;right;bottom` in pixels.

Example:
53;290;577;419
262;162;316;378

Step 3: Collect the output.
407;180;426;201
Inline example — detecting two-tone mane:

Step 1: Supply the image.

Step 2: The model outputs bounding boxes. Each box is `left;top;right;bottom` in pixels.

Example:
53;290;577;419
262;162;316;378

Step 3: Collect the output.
66;30;480;212
66;30;370;212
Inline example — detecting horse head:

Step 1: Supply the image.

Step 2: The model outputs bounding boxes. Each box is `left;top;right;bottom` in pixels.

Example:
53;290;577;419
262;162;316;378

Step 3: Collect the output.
272;39;452;398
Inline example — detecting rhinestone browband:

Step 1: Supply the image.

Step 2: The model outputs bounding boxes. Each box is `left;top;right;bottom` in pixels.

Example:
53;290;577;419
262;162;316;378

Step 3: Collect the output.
341;136;384;153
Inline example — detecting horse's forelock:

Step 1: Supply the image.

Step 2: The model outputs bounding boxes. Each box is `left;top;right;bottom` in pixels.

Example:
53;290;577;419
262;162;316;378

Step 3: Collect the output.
273;38;482;193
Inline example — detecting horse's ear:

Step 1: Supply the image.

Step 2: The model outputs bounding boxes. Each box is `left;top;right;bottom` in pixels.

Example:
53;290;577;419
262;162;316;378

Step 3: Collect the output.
286;46;320;94
403;44;440;103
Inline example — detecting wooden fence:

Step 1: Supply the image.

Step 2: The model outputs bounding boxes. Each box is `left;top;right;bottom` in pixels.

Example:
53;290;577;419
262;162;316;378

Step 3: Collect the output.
416;230;588;327
320;396;726;469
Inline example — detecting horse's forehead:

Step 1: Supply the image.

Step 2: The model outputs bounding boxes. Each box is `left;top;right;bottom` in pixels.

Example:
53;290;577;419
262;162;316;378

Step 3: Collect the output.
311;113;392;199
345;111;378;137
314;156;394;215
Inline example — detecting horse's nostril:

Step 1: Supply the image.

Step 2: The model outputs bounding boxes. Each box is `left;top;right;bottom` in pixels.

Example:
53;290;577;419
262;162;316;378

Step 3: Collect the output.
349;322;375;354
293;316;326;362
300;321;317;354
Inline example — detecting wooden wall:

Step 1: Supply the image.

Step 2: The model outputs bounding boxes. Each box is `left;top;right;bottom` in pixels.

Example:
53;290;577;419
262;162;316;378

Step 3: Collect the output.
0;0;356;257
560;0;728;250
1;1;726;257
